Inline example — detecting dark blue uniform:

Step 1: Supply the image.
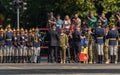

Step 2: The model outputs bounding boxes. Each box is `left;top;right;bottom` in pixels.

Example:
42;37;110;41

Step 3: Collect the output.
107;29;119;63
5;31;13;63
95;28;104;44
0;33;4;63
107;30;118;45
20;34;27;63
33;34;41;63
94;27;105;63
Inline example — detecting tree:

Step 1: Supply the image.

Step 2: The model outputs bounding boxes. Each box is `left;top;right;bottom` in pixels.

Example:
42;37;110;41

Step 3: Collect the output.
1;0;120;28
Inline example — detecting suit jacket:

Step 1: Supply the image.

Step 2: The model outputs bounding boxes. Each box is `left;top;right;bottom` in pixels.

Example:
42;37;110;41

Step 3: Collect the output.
47;30;59;46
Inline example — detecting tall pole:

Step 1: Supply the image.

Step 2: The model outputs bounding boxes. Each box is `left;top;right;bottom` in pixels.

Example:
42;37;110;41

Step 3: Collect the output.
17;7;19;29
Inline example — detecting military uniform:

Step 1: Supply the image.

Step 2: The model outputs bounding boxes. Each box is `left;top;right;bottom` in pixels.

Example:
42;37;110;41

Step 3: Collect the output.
26;29;33;63
32;29;41;63
12;29;19;63
107;25;119;64
0;29;4;63
88;27;93;64
59;29;68;64
94;22;105;63
5;25;13;63
104;27;109;64
19;28;27;63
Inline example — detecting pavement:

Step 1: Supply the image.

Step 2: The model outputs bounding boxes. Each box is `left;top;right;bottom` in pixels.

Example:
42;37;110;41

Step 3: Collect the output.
0;63;120;75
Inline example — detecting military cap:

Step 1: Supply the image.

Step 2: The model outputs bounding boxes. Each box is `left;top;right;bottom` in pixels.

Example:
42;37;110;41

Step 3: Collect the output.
32;28;35;32
35;28;38;32
6;24;11;28
16;29;19;32
0;28;3;32
5;29;7;32
21;28;24;31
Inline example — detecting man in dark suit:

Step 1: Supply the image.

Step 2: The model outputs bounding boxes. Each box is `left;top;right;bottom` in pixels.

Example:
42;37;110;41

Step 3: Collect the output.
72;27;81;63
47;25;59;63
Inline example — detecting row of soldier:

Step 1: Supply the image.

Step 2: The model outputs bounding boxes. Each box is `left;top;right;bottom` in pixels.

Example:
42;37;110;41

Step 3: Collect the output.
0;24;41;63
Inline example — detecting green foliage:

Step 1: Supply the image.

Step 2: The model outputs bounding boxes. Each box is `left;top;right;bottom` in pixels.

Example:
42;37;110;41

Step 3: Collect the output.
0;0;120;28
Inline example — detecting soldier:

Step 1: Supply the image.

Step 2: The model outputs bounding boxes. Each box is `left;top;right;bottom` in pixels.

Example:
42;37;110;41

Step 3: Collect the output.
20;28;27;63
104;26;109;64
3;29;6;63
26;29;33;63
32;28;41;63
12;29;16;63
59;28;68;64
16;29;21;63
87;27;93;64
24;29;28;63
12;29;19;63
0;29;4;63
5;25;13;63
107;24;119;64
94;21;105;63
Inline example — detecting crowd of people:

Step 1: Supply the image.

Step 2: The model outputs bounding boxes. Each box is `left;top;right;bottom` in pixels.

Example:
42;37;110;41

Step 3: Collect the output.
0;11;120;64
46;11;120;64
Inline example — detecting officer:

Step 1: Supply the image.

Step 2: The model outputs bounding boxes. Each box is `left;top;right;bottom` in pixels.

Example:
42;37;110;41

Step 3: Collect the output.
104;26;109;64
32;28;41;63
24;29;28;63
88;27;93;64
59;28;68;64
94;21;105;63
3;29;7;63
26;29;33;63
12;29;16;63
20;28;27;63
12;29;19;63
5;24;13;63
0;29;4;63
16;29;21;63
107;24;119;64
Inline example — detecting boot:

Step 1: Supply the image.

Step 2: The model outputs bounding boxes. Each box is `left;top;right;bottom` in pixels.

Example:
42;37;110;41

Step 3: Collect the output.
98;55;100;64
4;56;6;63
18;56;20;63
110;55;113;63
114;55;117;64
100;55;103;64
0;56;1;63
20;56;23;63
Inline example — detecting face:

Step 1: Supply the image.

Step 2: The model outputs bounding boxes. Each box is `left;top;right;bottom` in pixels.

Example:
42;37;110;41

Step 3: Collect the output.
60;29;64;33
7;28;11;31
76;27;80;32
65;15;69;20
52;26;56;30
75;14;78;18
57;16;60;19
21;31;24;35
101;13;105;18
90;12;94;18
